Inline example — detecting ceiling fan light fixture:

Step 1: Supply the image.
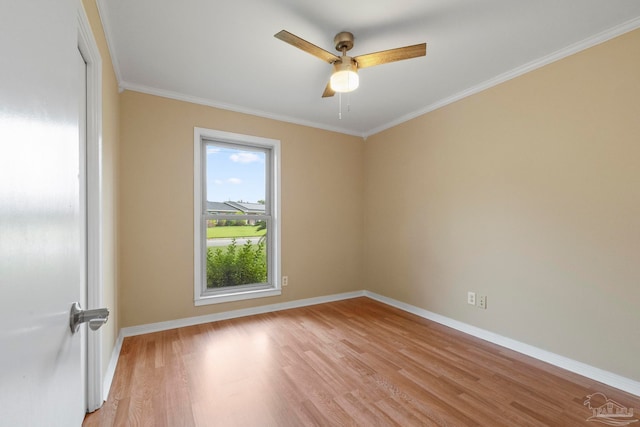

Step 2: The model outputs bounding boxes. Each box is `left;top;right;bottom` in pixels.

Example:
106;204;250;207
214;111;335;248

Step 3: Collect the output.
330;59;359;93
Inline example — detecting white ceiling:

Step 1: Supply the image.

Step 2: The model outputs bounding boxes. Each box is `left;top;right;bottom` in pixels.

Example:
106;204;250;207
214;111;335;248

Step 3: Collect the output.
97;0;640;137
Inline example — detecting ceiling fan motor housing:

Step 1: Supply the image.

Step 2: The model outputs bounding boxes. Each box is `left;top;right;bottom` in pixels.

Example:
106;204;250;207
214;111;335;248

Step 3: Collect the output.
332;57;358;72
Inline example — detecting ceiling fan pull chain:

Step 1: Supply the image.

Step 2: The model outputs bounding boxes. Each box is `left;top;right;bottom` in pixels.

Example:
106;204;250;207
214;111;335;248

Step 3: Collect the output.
339;92;342;120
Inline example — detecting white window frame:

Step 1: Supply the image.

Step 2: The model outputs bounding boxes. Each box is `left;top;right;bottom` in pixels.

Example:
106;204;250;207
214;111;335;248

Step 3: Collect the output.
193;127;281;306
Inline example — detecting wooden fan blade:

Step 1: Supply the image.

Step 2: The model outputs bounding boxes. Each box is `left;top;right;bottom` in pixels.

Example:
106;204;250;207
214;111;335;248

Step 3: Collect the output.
322;81;335;98
354;43;426;69
274;30;339;64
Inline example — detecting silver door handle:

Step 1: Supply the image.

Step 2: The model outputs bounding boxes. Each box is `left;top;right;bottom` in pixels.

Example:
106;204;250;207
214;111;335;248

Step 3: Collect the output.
69;302;109;333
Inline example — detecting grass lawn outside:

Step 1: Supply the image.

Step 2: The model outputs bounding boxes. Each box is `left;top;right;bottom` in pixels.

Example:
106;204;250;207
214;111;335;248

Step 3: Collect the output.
207;225;266;239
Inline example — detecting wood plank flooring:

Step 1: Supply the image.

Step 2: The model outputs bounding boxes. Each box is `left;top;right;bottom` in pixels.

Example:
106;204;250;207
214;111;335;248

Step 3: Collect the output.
84;297;639;426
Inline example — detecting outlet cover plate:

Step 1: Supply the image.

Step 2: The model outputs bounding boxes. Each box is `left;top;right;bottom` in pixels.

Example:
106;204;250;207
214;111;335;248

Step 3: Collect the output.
467;292;476;305
478;295;487;309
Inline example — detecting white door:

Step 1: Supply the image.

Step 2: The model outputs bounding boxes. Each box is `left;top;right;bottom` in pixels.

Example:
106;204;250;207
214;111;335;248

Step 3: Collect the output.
0;0;86;425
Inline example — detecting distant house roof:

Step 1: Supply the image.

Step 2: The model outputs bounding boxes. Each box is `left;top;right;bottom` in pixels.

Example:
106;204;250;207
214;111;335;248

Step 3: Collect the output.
206;201;240;214
225;201;265;214
206;201;265;214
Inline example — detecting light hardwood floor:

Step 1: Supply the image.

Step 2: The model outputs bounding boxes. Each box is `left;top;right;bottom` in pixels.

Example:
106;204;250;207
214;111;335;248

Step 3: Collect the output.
84;297;638;426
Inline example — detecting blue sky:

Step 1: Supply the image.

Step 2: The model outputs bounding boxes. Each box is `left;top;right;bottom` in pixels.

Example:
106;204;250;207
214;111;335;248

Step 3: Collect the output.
206;145;265;203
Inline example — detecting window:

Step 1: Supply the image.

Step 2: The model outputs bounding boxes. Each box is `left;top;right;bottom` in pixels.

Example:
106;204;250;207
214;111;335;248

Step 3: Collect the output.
194;127;280;305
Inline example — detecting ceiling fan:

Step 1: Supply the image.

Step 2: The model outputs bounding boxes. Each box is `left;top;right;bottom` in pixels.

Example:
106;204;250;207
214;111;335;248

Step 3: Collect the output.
274;30;427;98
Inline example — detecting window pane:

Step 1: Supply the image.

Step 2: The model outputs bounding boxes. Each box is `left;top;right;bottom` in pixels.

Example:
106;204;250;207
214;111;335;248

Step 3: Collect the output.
206;144;266;206
205;219;268;288
195;128;279;305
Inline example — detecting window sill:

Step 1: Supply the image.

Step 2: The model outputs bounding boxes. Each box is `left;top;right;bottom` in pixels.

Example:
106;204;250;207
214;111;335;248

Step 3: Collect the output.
194;286;281;306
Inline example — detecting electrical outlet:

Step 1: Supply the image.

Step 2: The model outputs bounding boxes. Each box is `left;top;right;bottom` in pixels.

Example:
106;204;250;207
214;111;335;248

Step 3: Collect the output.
467;292;476;305
478;295;487;309
282;276;288;287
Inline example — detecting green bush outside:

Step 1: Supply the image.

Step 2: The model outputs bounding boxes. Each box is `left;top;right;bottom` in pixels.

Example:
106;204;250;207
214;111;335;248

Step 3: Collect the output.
206;238;267;288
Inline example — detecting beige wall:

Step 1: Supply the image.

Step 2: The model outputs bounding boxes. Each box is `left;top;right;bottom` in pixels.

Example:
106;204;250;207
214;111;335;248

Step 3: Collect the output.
82;0;120;380
118;91;364;327
364;29;640;381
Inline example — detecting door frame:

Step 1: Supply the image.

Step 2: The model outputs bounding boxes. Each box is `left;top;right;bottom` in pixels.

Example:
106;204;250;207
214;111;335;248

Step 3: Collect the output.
77;4;104;412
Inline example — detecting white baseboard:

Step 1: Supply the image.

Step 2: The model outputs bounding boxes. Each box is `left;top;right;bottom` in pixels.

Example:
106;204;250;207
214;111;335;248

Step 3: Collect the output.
120;290;365;338
364;291;640;397
102;289;640;399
